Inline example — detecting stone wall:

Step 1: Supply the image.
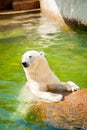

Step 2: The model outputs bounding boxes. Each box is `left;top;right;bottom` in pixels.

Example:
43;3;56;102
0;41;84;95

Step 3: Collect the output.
0;0;12;10
0;0;40;11
12;0;40;11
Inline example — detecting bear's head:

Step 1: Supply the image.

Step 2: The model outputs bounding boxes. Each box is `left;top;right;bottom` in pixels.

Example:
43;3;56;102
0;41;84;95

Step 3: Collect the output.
22;50;45;68
22;50;49;80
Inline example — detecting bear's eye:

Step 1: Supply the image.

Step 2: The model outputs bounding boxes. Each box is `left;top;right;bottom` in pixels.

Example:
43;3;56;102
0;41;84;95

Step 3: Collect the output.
29;55;32;58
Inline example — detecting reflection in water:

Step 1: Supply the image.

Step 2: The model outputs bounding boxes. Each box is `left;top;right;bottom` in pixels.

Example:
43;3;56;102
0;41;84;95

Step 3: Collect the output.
37;16;59;38
0;9;87;130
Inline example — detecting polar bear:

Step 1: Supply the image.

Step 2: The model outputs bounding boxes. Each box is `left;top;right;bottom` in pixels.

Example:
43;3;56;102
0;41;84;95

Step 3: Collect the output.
22;50;80;102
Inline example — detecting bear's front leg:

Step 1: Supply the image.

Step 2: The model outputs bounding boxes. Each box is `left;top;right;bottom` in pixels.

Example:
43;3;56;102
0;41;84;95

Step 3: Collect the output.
65;81;80;92
36;92;63;102
27;81;63;102
58;81;80;92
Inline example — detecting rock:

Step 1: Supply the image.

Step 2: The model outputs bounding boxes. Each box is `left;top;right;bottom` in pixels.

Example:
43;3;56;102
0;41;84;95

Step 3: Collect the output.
30;89;87;129
12;0;40;11
0;0;12;10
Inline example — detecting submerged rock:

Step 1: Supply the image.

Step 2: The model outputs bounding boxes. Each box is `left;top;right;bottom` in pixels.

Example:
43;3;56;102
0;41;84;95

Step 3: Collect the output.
29;89;87;129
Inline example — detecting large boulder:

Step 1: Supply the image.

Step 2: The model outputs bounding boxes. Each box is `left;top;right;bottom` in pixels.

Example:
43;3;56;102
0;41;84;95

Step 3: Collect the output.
30;89;87;129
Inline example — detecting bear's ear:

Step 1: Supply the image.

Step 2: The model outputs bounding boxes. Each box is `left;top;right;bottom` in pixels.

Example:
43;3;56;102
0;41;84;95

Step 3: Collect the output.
39;51;44;56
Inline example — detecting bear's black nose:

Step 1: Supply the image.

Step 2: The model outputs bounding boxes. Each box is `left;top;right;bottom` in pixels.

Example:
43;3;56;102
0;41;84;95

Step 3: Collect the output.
22;62;29;68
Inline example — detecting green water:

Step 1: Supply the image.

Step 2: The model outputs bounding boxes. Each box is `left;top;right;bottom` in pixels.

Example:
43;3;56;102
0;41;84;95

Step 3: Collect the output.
0;10;87;130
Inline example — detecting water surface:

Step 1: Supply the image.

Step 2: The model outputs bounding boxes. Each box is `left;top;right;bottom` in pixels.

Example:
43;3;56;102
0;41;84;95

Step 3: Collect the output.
0;10;87;130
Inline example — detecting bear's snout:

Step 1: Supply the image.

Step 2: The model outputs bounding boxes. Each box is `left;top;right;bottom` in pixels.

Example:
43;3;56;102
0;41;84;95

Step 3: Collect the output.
22;62;29;68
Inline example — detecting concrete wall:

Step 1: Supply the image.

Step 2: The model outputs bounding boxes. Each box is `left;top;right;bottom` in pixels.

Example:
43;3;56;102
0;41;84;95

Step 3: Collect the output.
40;0;61;17
40;0;87;29
55;0;87;25
40;0;69;29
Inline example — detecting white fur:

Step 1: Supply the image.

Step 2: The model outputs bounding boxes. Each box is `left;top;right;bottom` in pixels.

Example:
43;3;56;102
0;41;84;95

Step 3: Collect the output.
21;50;80;102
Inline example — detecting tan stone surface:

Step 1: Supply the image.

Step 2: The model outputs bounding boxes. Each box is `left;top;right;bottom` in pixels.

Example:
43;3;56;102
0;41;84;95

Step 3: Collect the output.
31;89;87;129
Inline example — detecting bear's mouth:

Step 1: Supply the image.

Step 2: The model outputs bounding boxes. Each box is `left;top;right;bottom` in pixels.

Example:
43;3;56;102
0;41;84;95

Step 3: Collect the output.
22;62;29;68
